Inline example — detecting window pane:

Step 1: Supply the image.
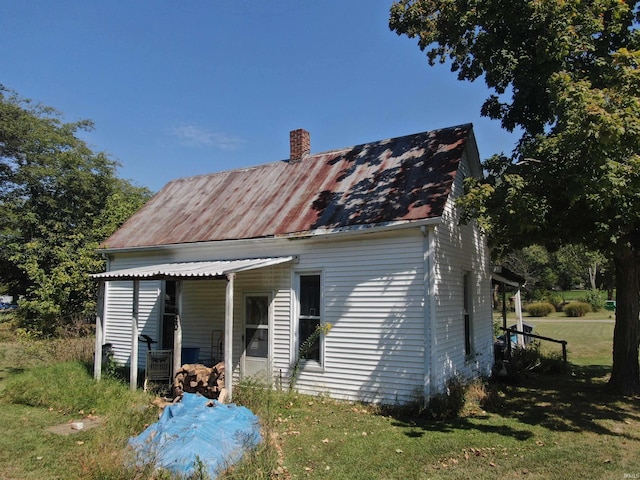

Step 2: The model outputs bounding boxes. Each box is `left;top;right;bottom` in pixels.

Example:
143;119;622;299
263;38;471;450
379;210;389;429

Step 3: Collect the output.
300;318;320;362
463;274;470;312
464;314;472;356
463;273;472;355
246;296;268;325
245;328;268;358
300;275;320;316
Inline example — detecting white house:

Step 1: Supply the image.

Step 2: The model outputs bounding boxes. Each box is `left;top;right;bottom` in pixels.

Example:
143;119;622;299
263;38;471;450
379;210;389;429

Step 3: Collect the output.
92;124;493;405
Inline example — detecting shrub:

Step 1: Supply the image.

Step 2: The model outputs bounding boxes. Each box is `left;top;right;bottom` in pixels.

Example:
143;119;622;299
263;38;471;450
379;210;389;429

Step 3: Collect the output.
289;323;332;390
462;378;496;415
427;375;466;419
532;290;564;312
509;343;569;375
477;382;508;411
510;343;542;372
580;289;604;312
493;319;502;339
545;292;564;312
538;352;570;374
531;288;548;302
526;302;555;317
563;302;592;317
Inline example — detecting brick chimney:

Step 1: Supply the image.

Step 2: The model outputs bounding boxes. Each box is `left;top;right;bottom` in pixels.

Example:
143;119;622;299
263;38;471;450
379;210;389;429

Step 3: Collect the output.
289;129;310;162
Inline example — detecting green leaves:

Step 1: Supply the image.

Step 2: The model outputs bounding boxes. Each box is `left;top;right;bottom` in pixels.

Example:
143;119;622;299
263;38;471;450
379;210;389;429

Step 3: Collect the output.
391;0;640;393
393;0;640;255
0;87;152;335
391;0;638;133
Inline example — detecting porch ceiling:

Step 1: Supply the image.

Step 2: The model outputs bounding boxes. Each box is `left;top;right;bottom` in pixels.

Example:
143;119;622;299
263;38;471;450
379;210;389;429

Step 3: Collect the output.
90;256;296;281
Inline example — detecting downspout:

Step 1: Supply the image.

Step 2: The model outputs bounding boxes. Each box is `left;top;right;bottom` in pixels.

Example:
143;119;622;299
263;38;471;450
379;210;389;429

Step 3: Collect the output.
421;225;438;400
224;273;235;402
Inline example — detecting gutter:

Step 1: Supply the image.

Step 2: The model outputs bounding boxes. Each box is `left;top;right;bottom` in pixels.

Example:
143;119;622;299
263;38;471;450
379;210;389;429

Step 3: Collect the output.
278;217;443;241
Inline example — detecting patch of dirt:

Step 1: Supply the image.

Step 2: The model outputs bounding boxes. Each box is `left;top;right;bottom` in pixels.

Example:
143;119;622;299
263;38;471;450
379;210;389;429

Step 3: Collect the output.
46;415;102;435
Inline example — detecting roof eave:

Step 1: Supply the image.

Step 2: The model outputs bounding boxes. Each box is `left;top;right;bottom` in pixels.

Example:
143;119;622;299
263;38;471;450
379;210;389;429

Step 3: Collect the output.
276;217;443;240
97;217;443;255
91;256;298;281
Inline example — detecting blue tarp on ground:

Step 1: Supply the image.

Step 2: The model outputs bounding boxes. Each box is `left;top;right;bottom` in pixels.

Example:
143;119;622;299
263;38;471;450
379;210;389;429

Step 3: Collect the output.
128;393;262;478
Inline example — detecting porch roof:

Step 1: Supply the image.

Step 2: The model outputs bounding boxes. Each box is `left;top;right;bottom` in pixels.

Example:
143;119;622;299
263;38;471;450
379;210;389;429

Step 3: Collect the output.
91;256;296;281
492;265;526;288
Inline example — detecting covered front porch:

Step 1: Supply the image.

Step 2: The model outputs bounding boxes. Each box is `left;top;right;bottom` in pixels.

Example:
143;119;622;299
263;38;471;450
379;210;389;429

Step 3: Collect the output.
91;256;296;401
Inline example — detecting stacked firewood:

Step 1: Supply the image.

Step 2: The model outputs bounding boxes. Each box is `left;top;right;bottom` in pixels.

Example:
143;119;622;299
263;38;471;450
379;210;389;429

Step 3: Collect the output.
173;362;225;400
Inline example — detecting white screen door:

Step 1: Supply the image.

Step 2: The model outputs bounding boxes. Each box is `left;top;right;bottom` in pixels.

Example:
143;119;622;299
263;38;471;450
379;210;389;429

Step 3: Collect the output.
243;294;270;380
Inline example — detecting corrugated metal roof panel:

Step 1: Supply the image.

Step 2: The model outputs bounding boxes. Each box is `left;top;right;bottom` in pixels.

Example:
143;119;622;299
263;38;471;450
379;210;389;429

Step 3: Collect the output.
102;124;473;249
91;256;295;280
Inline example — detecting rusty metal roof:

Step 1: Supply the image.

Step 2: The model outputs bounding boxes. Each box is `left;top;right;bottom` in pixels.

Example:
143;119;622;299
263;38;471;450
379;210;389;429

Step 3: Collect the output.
102;124;474;250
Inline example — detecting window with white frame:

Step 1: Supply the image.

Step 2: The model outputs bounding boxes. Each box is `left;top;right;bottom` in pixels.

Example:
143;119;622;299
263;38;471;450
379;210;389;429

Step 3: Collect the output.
297;273;322;364
463;272;474;356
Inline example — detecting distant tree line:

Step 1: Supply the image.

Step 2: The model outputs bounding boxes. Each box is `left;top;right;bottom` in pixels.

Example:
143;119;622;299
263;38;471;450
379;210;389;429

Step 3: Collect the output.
499;244;614;299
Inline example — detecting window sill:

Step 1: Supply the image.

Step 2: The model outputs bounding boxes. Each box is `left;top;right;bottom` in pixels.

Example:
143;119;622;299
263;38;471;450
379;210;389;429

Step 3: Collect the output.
299;360;324;373
465;353;480;364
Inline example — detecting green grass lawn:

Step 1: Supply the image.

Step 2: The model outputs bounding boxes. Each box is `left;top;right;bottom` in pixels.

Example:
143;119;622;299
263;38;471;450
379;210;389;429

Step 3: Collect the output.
229;318;639;479
533;319;615;366
0;317;638;479
558;289;611;302
494;301;617;366
255;376;638;479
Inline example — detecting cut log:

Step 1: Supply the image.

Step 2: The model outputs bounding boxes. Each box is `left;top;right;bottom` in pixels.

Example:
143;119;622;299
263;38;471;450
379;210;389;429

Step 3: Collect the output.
172;362;224;399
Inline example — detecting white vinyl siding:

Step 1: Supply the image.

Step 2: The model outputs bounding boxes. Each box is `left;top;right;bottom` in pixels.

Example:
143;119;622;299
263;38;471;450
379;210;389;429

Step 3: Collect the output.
291;231;426;404
430;148;493;390
180;280;226;363
103;280;161;368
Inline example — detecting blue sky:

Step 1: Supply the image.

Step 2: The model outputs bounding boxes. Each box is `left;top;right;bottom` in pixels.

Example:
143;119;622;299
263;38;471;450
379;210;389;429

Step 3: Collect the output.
3;1;518;192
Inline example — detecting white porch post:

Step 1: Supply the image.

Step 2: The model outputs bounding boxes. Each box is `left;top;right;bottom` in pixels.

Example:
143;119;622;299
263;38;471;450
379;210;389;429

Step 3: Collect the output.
224;273;235;401
130;279;140;391
515;289;524;347
173;280;183;379
93;281;105;380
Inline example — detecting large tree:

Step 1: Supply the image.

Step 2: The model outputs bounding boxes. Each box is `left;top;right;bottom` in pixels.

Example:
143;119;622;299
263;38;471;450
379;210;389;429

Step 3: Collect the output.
554;244;608;291
390;0;640;394
500;245;558;294
0;86;151;335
